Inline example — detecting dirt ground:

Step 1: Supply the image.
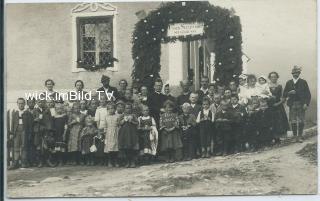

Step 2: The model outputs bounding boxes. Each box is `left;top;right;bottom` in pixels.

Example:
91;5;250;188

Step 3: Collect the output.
6;127;318;198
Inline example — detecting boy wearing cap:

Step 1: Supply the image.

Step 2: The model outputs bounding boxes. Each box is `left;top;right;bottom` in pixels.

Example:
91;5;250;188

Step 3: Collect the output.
283;66;311;142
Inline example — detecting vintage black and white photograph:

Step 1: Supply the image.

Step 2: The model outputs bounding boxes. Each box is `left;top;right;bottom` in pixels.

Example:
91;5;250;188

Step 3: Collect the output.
5;0;318;198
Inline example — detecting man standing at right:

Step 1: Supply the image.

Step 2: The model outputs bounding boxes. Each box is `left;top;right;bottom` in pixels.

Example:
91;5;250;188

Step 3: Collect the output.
283;66;311;142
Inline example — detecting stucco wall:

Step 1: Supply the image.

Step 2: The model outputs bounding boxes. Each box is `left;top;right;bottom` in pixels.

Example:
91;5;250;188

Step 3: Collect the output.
6;2;162;93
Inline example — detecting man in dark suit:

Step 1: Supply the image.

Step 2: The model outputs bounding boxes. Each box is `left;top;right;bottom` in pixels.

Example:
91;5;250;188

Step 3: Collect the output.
197;76;210;103
283;66;311;142
97;75;119;101
149;78;167;128
9;98;33;169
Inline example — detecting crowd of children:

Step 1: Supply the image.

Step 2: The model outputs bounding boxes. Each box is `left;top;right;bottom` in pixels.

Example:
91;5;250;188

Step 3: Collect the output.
7;67;311;170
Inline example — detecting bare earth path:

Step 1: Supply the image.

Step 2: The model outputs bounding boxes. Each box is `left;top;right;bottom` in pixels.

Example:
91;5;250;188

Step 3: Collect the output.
7;129;318;198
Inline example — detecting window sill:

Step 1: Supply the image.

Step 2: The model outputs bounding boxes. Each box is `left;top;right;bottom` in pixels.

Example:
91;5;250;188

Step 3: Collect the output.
71;66;118;73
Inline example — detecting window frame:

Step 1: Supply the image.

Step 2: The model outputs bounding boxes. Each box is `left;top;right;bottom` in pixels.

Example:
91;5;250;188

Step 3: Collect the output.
71;6;118;73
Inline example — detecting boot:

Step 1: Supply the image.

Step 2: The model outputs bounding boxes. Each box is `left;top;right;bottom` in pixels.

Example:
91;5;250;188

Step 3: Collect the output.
291;123;297;137
130;159;136;168
125;159;130;168
107;159;113;168
205;150;210;158
8;161;19;170
38;160;43;168
114;158;119;168
201;149;206;158
21;162;29;168
298;123;304;142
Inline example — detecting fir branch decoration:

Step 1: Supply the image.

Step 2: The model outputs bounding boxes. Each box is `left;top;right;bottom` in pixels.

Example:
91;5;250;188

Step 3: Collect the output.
131;1;243;87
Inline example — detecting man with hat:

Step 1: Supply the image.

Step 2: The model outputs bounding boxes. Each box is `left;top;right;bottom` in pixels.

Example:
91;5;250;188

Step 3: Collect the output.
283;66;311;142
97;75;119;101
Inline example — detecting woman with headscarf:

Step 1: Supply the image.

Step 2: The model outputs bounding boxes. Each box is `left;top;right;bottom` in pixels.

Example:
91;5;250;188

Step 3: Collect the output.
256;75;272;98
162;82;177;113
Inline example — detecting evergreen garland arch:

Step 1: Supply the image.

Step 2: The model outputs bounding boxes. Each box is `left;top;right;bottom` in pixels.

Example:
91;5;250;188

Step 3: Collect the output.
131;1;243;88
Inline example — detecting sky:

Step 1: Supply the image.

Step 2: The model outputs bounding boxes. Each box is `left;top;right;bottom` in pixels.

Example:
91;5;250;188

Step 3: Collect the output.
208;0;317;89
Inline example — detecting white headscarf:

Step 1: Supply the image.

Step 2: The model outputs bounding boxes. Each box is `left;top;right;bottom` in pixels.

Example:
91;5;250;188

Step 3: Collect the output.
162;81;171;96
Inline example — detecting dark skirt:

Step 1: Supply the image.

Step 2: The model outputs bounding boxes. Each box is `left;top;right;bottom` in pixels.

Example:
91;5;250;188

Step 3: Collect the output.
118;122;139;150
160;128;183;151
257;127;273;145
94;137;105;157
182;127;195;159
271;104;289;137
81;135;94;155
244;122;257;145
199;120;213;147
139;130;152;151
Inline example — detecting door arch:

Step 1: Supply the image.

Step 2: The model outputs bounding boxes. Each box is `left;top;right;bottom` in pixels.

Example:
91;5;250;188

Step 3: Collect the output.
131;1;243;88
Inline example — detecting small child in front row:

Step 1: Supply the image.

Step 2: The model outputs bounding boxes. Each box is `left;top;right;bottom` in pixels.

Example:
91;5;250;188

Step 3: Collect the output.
33;100;53;168
67;102;85;165
244;97;259;151
196;98;214;158
255;98;274;149
230;94;247;152
159;100;183;163
215;100;234;155
94;95;108;165
118;103;139;168
104;103;120;167
189;92;201;157
178;103;197;161
80;116;97;166
52;103;68;166
138;105;158;165
27;98;37;166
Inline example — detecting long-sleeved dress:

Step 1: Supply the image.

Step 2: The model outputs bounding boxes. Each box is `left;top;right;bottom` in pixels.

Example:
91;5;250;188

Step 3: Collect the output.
269;84;289;137
80;126;97;154
104;114;120;153
159;112;183;152
53;114;68;152
118;114;139;151
138;116;158;155
67;113;85;152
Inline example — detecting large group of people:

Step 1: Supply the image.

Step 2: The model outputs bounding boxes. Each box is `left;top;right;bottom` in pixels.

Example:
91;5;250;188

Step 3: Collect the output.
7;65;311;170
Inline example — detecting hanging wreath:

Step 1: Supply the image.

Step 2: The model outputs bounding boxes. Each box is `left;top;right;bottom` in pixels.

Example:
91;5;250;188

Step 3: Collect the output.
131;1;242;87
